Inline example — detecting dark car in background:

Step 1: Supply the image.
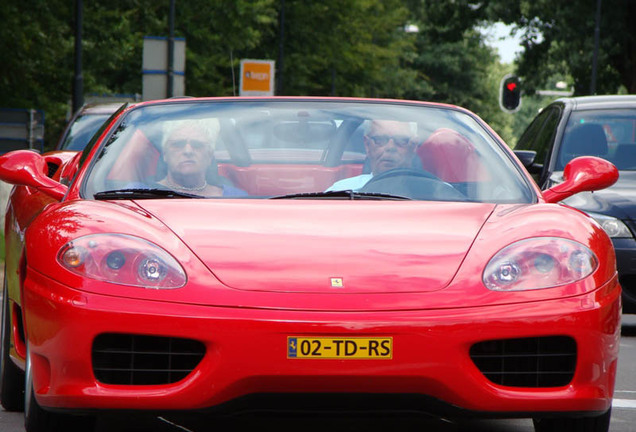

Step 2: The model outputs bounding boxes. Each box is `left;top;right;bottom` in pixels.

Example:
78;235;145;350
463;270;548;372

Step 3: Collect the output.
55;102;124;151
514;95;636;313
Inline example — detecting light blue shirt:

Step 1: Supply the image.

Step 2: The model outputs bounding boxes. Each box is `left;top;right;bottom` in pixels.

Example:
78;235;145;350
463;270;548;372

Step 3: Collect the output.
325;174;373;192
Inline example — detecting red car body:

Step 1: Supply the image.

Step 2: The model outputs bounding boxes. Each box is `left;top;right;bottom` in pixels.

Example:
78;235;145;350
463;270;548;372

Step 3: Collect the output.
0;97;622;431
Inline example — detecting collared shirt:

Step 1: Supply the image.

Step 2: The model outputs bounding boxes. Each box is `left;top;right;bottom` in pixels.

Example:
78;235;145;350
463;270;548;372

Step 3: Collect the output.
325;174;373;192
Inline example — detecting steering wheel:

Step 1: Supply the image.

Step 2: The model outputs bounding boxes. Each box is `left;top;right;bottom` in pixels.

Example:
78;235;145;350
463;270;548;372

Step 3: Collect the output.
360;168;466;201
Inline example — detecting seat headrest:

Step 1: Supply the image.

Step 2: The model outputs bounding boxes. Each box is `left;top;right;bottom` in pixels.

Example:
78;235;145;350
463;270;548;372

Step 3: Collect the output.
416;128;487;182
560;123;608;168
613;143;636;170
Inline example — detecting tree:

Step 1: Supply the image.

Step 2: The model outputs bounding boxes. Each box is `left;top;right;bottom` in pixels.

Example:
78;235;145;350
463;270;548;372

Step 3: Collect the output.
0;0;74;145
251;0;416;98
402;1;514;141
173;0;278;97
0;0;279;147
0;0;517;147
485;0;636;95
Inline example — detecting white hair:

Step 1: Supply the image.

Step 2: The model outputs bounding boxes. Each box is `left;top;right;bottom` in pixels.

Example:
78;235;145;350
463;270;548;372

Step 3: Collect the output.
161;118;220;151
363;119;417;135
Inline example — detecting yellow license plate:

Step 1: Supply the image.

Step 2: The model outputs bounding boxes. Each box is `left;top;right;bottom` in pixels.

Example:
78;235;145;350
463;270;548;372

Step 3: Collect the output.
287;336;392;359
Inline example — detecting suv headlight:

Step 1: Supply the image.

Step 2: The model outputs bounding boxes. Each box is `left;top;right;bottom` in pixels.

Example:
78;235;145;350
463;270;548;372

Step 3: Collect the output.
586;212;633;238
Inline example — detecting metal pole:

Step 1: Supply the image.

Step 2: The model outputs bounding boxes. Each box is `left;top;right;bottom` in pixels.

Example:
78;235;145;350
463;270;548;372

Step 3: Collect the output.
28;109;35;150
72;0;84;113
276;0;285;95
590;0;602;95
331;67;336;96
230;50;236;96
167;0;175;98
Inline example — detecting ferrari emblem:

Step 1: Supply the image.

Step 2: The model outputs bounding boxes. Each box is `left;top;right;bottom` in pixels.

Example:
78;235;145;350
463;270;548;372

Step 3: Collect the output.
330;278;344;288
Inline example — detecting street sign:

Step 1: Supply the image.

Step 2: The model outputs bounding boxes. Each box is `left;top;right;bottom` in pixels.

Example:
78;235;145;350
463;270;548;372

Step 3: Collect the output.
142;36;186;101
240;60;275;96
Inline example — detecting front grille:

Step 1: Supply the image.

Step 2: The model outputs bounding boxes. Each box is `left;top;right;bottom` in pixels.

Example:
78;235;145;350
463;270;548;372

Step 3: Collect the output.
469;336;576;388
92;334;206;385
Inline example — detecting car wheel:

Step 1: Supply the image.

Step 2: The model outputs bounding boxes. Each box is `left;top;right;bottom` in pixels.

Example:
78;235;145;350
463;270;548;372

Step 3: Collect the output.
533;408;611;432
24;344;96;432
1;275;25;411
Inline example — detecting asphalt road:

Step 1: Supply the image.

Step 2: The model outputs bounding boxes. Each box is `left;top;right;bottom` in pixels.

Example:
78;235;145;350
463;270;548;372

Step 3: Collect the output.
2;300;636;432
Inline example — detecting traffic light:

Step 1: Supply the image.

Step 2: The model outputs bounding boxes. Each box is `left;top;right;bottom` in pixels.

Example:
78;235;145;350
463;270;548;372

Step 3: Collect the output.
499;74;521;113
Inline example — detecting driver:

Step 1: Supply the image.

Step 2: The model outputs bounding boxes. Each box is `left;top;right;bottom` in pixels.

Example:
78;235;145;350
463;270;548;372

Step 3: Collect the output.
326;119;418;191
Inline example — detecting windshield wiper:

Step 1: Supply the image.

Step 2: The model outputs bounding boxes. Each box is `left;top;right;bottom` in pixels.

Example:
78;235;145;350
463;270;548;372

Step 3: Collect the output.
94;188;201;200
270;190;412;200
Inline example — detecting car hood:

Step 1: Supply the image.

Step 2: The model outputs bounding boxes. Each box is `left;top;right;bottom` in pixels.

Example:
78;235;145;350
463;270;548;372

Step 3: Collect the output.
137;200;496;294
560;171;636;218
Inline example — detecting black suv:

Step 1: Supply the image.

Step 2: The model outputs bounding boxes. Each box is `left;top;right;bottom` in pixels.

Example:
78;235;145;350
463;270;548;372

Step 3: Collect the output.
515;95;636;313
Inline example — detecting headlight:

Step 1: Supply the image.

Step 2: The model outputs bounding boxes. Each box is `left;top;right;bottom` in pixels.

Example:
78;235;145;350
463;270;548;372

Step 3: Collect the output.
586;212;633;238
58;234;187;289
483;237;597;291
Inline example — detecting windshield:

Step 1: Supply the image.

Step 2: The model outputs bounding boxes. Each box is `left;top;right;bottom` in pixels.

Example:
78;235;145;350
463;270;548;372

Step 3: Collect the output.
557;108;636;170
83;100;533;203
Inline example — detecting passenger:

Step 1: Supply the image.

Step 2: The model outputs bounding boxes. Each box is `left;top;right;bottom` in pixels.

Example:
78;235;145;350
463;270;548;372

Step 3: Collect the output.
326;119;418;191
158;120;246;197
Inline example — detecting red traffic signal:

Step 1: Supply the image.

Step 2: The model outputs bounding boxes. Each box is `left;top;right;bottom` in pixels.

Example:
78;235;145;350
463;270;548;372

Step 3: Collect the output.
500;75;521;112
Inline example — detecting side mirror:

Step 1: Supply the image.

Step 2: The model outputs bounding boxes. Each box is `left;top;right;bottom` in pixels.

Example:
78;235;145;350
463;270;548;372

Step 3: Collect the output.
0;150;68;200
542;156;618;203
514;150;542;174
514;150;536;168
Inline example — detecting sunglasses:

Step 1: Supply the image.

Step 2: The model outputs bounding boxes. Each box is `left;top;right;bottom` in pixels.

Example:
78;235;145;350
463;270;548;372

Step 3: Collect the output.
166;139;208;150
368;135;411;148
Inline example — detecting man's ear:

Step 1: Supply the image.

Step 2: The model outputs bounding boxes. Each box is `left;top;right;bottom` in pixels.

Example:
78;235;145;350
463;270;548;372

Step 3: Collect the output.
363;136;371;152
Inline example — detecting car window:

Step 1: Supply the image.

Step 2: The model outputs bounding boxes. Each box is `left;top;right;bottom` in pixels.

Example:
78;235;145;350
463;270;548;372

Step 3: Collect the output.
59;114;113;151
558;108;636;170
515;105;562;172
83;100;534;203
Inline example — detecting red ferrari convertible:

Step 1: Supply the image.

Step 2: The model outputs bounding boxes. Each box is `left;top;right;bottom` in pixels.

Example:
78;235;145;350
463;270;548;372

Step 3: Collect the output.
0;97;621;431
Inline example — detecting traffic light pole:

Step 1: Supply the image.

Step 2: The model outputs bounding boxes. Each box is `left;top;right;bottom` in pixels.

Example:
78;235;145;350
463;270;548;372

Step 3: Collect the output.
167;0;175;98
590;0;602;95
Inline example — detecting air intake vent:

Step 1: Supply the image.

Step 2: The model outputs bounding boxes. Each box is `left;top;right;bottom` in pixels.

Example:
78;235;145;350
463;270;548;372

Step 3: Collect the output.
469;336;576;388
92;334;206;385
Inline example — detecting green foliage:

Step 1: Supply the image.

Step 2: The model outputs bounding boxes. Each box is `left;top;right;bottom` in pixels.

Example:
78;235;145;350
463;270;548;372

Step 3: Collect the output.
260;0;416;97
0;0;74;146
175;0;278;96
484;0;636;95
11;0;619;150
401;1;515;143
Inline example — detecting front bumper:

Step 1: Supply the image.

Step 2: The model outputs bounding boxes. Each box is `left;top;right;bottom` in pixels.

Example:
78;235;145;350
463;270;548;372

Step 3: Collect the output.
22;268;621;418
